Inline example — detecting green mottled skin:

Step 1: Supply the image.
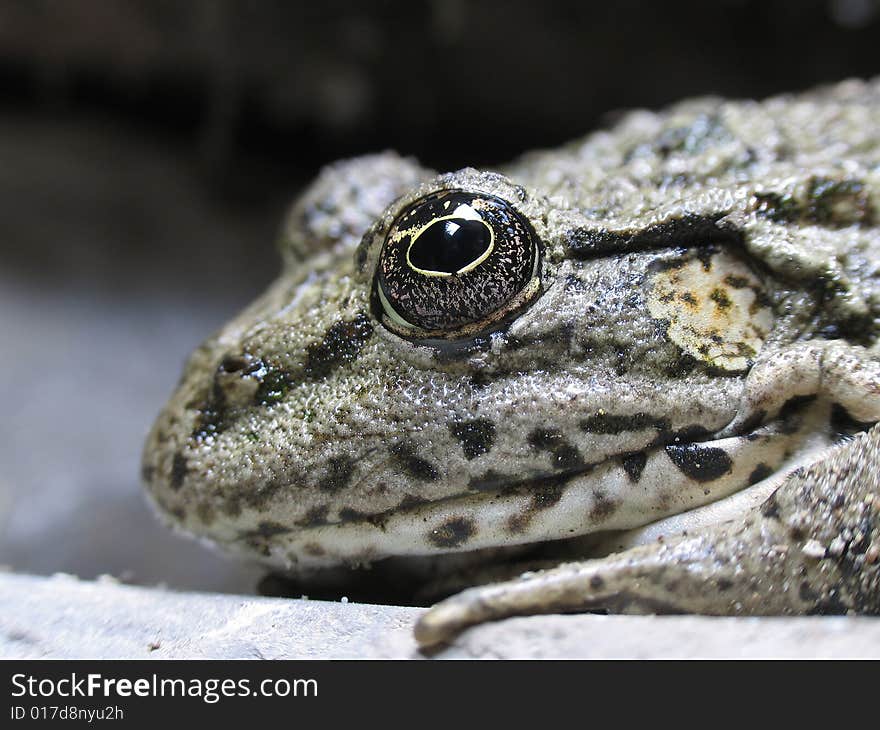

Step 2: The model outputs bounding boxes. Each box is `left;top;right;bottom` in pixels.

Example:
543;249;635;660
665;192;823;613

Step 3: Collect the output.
143;79;880;643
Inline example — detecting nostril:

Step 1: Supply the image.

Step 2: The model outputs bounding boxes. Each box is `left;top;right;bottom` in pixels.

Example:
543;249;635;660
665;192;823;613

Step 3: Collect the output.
219;353;266;377
213;354;268;409
220;353;253;373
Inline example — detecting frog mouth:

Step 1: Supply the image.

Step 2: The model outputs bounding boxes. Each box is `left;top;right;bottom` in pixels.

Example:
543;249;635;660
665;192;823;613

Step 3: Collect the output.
255;397;839;572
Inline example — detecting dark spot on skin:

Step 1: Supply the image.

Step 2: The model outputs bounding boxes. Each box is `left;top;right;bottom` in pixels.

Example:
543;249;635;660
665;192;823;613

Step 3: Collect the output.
828;311;877;348
506;322;575;353
469;372;495;389
428;517;476;548
338;507;369;523
710;288;733;310
355;237;370;272
564;213;741;258
368;482;389;497
215;475;291;519
717;578;733;591
752;288;773;312
396;494;430;510
506;513;532;534
238;520;293;556
807;593;851;616
752;191;800;223
528;428;585;471
252;318;373;406
830;403;873;440
170;452;188;490
621;452;648;483
666;424;714;445
580;412;670;436
530;478;568;510
778;394;817;434
304;314;374;380
653;114;731;157
448;419;496;460
318;456;355;493
390;441;439;481
219;498;242;518
798;581;819;604
752;179;873;228
695;247;715;271
365;512;391;530
192;384;229;440
664;352;698;378
748;463;774;485
589;491;618;522
680;291;698;307
723;274;751;289
254;368;294;406
565;274;587;291
807;177;873;227
303;542;326;557
654;491;672;512
195;502;215;524
590;575;604;590
665;443;733;482
298;505;329;527
243;476;291;510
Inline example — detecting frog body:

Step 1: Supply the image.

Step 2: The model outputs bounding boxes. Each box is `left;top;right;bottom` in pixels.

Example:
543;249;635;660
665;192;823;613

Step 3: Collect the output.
143;79;880;644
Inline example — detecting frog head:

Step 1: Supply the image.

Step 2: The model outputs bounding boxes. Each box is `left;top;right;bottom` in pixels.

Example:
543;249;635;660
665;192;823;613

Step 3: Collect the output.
143;98;880;576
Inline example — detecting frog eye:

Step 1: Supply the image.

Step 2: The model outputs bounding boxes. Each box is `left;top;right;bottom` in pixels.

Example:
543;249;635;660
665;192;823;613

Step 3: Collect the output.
374;191;541;338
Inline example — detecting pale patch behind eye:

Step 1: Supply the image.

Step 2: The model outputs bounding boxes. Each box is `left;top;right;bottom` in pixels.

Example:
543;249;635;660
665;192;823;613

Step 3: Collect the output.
647;250;774;372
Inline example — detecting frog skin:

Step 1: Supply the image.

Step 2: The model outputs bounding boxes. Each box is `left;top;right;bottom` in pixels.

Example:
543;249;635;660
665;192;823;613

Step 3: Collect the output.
142;78;880;647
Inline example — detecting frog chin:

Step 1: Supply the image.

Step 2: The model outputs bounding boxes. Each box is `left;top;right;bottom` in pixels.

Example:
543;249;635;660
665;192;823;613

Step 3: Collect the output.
259;398;834;573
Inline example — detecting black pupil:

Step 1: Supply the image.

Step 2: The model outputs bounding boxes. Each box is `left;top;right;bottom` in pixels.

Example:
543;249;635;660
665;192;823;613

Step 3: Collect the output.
409;218;490;274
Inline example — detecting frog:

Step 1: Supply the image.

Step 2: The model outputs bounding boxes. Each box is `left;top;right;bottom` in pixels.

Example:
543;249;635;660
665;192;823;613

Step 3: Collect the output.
142;78;880;648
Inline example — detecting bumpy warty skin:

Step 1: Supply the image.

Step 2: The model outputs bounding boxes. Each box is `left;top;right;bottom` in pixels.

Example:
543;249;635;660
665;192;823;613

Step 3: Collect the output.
142;79;880;599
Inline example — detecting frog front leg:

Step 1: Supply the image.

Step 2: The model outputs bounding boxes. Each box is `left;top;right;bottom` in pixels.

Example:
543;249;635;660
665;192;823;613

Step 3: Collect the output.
416;424;880;647
415;350;880;648
720;340;880;436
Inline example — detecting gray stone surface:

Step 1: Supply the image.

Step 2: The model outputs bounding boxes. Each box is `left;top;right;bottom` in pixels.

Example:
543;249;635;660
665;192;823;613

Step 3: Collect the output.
3;573;880;659
0;573;421;659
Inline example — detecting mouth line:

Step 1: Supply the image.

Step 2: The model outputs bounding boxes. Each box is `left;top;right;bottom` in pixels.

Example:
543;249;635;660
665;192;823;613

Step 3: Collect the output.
369;402;813;524
266;405;821;566
407;415;787;516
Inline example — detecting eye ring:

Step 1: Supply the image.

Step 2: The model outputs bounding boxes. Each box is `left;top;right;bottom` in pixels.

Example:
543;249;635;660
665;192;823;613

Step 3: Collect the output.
373;190;542;339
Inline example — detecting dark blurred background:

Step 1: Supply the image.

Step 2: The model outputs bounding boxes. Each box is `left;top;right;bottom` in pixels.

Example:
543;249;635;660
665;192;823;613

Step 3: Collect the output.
1;0;878;594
